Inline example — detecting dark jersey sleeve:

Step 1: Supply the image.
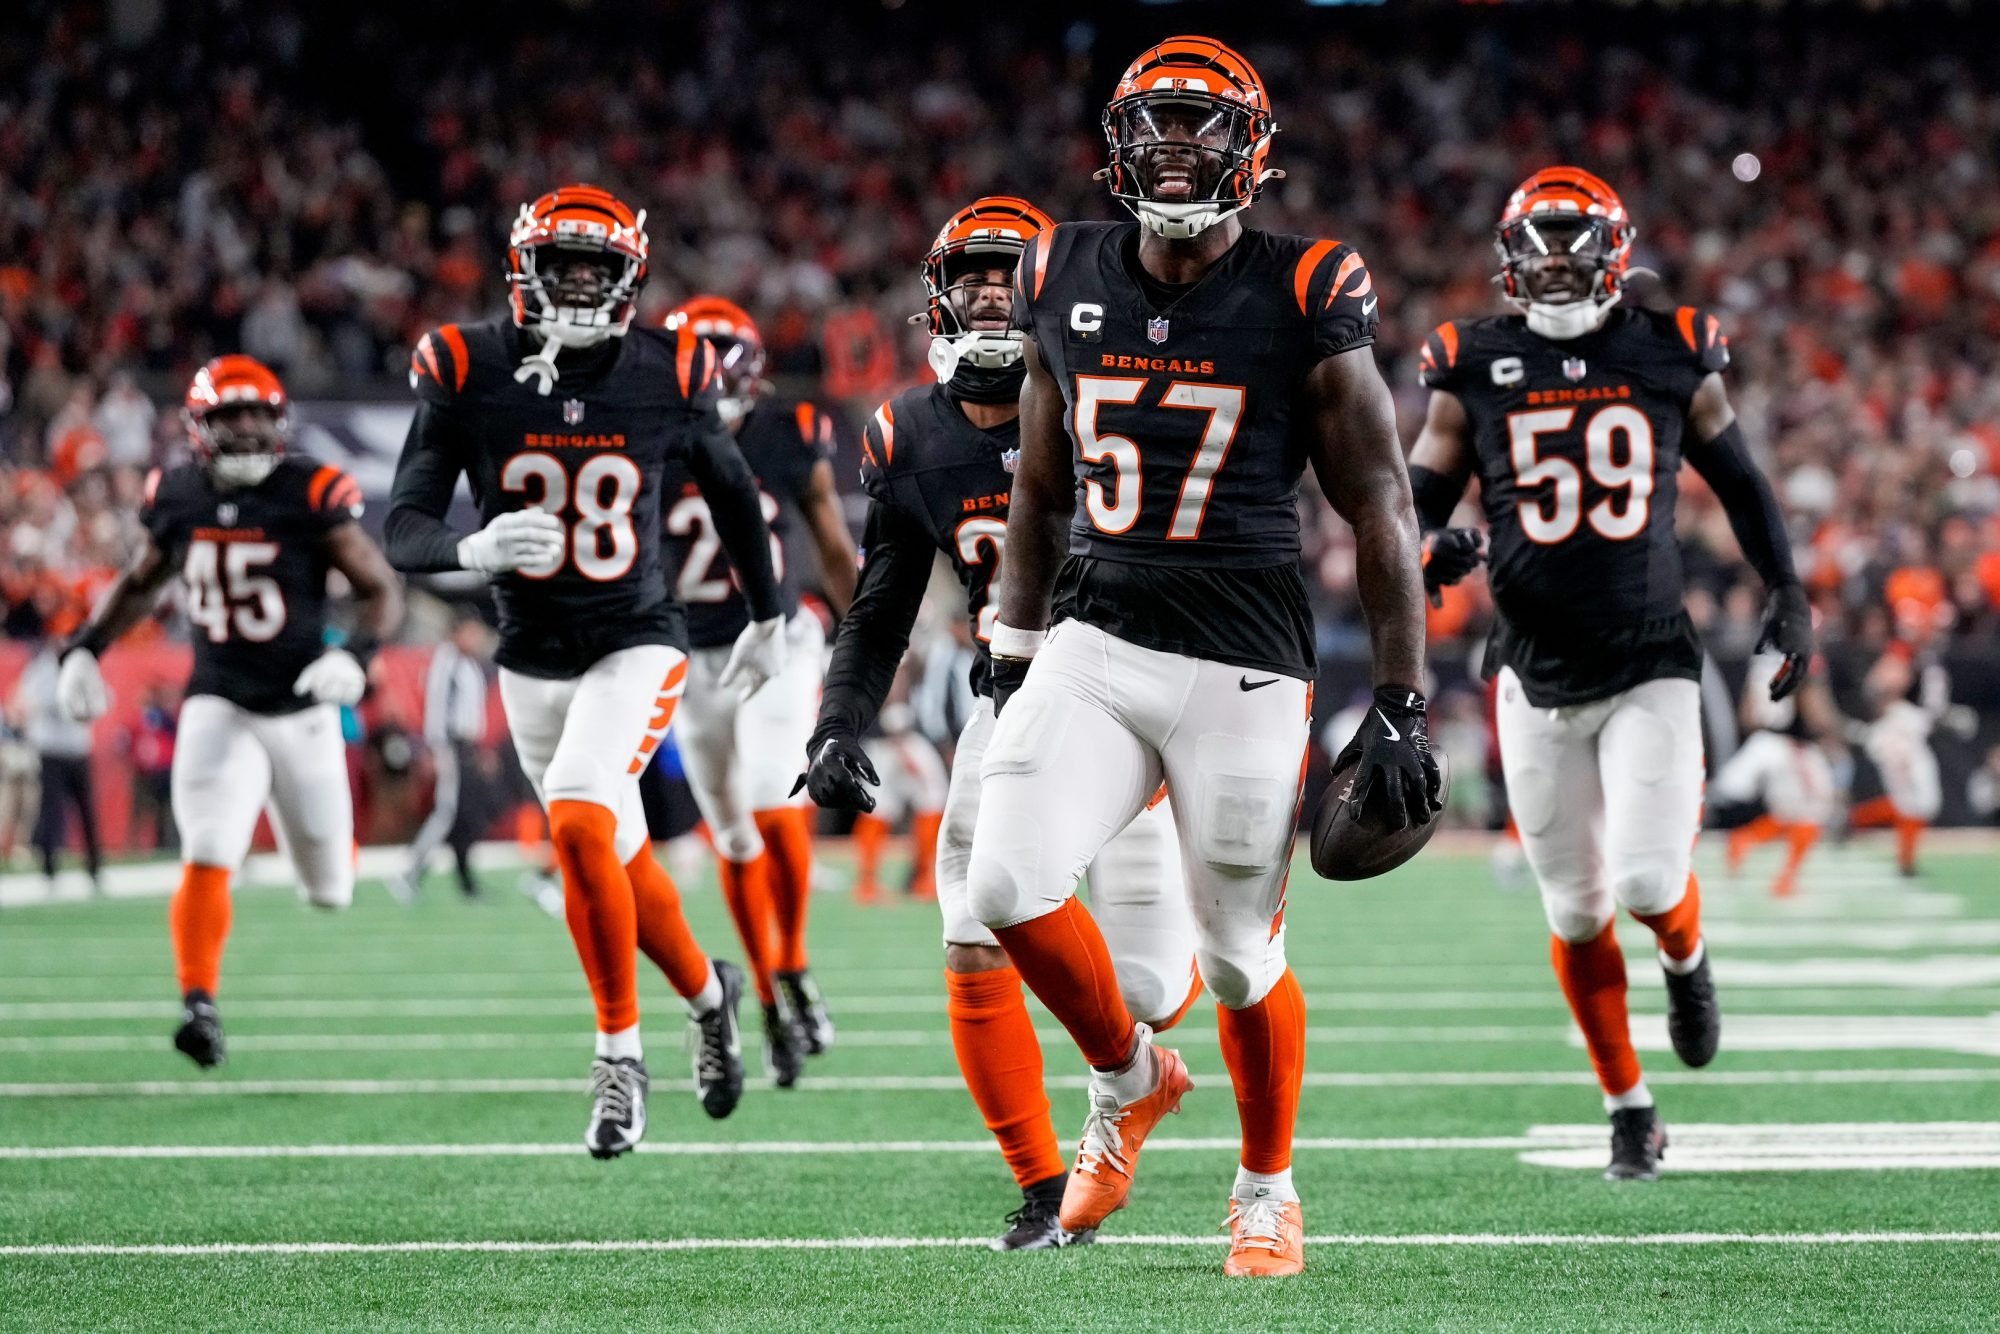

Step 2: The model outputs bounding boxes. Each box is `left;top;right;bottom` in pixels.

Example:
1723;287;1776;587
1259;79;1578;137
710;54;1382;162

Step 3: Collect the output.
299;464;366;534
686;406;782;622
384;400;472;573
1299;240;1379;360
809;493;934;753
1418;321;1468;392
139;468;190;554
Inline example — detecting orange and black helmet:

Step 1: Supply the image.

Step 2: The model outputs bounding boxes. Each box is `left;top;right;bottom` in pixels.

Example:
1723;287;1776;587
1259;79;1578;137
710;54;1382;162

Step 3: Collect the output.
1495;167;1636;309
505;184;650;338
1101;36;1278;239
183;355;289;485
919;196;1054;339
662;295;766;420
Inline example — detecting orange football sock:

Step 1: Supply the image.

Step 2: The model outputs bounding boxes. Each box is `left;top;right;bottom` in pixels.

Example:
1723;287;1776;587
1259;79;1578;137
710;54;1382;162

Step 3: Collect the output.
907;812;941;900
1632;874;1703;964
718;854;779;1006
625;846;711;1001
1728;814;1780;869
1849;795;1896;829
991;897;1136;1072
755;808;815;975
1216;967;1307;1174
851;813;888;904
1773;823;1820;898
169;864;233;996
548;800;639;1034
1895;817;1925;873
945;965;1065;1189
1551;925;1643;1098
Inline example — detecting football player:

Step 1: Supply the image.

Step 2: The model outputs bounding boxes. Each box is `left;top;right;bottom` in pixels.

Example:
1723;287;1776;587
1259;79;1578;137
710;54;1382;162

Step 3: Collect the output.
1412;167;1814;1179
965;38;1440;1278
57;355;402;1068
1718;653;1843;898
802;196;1200;1252
385;184;785;1158
1849;645;1942;875
658;294;857;1088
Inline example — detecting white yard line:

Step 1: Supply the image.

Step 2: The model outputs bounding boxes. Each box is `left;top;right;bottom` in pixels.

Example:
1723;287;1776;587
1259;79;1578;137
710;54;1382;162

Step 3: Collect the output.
2;1067;1997;1097
3;1232;1996;1257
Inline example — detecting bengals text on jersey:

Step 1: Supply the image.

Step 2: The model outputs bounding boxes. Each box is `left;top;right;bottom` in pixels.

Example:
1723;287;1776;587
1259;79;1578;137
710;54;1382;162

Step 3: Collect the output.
1010;220;1378;679
140;457;364;715
1419;304;1731;707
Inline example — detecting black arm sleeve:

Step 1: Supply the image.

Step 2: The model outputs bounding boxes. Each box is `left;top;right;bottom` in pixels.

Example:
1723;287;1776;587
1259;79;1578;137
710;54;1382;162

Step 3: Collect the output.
384;401;471;573
1407;463;1468;533
808;497;935;751
687;414;781;622
1682;419;1799;590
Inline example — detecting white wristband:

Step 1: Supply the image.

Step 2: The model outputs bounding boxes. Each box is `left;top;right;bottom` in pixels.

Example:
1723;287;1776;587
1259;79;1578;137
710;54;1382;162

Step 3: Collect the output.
988;621;1047;661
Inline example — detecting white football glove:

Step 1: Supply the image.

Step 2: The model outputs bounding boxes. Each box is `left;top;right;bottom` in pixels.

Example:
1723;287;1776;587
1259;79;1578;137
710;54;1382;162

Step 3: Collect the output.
293;649;368;706
717;616;787;700
457;508;566;576
56;648;109;722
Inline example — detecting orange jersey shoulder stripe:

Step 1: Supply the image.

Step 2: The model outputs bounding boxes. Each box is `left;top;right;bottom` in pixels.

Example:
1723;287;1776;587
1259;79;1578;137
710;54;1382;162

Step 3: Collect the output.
1326;251;1370;307
795;402;817;444
1437;322;1460;369
415;334;442;386
1292;240;1336;316
307;465;343;509
438;325;470;390
1032;225;1057;302
1676;306;1701;354
873;402;896;467
674;325;698;398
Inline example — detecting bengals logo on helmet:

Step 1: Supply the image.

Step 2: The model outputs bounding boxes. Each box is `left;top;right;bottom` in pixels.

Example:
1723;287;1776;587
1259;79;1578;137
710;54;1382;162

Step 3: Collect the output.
1100;36;1280;240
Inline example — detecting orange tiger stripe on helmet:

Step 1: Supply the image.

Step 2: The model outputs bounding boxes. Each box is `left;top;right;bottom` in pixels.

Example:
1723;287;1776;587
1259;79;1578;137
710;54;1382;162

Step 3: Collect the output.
185;355;287;419
1111;34;1270;113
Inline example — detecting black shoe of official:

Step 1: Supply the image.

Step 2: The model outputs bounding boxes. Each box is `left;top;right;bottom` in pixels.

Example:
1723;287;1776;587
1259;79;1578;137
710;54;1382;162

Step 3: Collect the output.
762;1001;807;1089
1604;1107;1668;1181
690;960;746;1120
585;1056;648;1159
776;970;835;1056
993;1175;1094;1252
1662;952;1721;1068
172;990;226;1069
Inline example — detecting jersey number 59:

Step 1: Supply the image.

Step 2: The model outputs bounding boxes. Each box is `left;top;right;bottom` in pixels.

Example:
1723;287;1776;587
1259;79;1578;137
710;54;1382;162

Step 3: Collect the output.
1506;405;1655;544
500;453;641;581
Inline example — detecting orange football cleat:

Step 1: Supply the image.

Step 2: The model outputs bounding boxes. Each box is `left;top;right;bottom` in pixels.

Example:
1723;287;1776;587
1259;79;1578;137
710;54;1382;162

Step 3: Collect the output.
1058;1039;1193;1232
1223;1196;1305;1277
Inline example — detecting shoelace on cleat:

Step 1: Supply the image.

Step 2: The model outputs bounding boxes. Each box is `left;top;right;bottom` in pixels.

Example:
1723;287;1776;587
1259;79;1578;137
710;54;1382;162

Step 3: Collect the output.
590;1061;639;1124
1225;1198;1291;1253
1002;1196;1058;1234
690;1013;733;1086
1074;1100;1133;1180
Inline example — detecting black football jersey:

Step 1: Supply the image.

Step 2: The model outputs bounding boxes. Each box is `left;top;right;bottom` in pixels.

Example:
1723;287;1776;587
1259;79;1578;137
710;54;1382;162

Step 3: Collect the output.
141;457;363;714
859;384;1020;697
1419;305;1731;706
1012;222;1378;678
402;319;719;678
662;400;833;649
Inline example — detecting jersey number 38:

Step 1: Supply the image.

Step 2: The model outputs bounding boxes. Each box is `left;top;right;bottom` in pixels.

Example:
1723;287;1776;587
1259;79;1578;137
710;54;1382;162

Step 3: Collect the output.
500;453;641;581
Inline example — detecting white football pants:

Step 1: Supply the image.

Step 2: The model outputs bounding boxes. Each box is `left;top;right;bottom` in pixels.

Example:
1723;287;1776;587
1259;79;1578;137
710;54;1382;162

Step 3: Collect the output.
1865;702;1942;821
499;644;687;865
674;612;823;863
173;695;353;908
967;619;1310;1011
1495;667;1704;943
1713;731;1837;826
940;697;1197;1027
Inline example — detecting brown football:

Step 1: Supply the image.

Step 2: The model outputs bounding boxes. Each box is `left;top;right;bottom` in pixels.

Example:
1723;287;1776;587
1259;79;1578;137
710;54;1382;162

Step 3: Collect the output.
1308;749;1451;881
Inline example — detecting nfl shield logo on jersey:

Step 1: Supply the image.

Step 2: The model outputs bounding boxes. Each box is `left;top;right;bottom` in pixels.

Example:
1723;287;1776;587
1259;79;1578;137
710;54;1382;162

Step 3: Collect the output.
1562;357;1588;382
562;398;586;425
1147;316;1170;345
1001;447;1020;475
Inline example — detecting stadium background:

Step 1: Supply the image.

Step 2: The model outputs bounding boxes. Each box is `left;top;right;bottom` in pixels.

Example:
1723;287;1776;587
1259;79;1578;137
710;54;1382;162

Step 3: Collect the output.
4;0;2000;860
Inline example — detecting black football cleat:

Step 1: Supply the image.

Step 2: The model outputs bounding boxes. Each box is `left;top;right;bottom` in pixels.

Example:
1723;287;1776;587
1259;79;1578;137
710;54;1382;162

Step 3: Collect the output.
1604;1106;1668;1181
585;1056;648;1160
762;1001;807;1089
1662;952;1721;1068
776;970;834;1056
690;959;746;1120
172;990;226;1069
993;1176;1094;1252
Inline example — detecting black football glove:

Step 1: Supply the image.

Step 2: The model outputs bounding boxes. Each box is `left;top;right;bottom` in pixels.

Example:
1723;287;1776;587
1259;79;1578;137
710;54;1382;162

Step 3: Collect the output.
989;655;1032;717
1420;527;1485;608
796;735;879;813
1757;582;1814;702
1335;686;1443;832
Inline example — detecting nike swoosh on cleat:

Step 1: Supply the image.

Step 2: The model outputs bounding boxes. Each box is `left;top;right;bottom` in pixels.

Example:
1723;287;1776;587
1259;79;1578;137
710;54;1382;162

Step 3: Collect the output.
1376;709;1401;742
1239;677;1279;692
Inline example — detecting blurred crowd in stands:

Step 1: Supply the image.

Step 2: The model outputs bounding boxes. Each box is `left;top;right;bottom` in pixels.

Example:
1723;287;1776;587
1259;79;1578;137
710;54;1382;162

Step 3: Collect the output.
3;0;1998;822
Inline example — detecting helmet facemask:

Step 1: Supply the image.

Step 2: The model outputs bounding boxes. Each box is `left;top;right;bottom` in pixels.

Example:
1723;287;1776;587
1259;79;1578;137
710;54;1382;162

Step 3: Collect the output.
1102;93;1275;240
707;334;767;427
922;248;1023;386
191;403;286;489
1496;213;1633;340
510;234;645;350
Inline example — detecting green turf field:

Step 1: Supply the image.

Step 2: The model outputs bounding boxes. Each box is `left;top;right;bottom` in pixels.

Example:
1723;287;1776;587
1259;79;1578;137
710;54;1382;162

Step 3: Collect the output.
3;839;1998;1331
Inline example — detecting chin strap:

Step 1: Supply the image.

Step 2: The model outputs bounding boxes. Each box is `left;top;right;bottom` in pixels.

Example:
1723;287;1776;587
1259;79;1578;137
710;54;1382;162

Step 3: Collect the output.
514;339;563;396
1524;293;1620;340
